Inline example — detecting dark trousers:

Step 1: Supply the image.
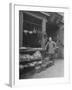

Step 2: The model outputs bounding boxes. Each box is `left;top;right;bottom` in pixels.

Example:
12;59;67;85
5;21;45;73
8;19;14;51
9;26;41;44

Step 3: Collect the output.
48;54;55;63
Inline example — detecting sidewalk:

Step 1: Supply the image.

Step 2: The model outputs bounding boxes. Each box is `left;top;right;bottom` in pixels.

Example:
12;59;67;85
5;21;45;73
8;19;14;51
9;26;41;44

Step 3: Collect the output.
32;59;64;78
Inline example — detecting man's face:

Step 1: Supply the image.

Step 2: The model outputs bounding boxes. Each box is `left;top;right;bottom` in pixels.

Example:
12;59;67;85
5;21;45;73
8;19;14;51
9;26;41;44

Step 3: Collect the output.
49;37;52;41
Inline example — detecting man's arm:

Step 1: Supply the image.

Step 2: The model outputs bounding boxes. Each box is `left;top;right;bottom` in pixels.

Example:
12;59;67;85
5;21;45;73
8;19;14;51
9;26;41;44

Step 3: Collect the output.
53;41;59;50
53;41;56;48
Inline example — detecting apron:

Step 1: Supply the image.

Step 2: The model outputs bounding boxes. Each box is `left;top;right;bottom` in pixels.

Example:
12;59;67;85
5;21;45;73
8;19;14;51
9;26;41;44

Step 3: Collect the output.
47;41;56;54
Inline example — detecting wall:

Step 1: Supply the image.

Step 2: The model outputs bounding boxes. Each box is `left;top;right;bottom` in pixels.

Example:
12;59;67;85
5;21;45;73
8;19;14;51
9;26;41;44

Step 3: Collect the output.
57;25;64;58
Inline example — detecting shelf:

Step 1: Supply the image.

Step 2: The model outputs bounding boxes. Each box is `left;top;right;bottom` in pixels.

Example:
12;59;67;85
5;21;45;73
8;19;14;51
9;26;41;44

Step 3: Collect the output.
24;20;41;27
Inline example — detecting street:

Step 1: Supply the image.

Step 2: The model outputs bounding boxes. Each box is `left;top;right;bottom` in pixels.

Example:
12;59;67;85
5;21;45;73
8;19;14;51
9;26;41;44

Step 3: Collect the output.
32;59;64;78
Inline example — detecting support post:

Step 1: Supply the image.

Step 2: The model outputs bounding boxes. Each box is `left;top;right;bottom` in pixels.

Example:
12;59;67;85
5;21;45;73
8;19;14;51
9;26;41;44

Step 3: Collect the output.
19;11;23;47
41;18;47;49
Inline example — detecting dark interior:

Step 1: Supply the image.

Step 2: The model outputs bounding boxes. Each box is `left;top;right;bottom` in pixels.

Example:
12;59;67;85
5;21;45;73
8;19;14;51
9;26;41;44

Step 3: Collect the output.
46;22;59;41
23;13;42;47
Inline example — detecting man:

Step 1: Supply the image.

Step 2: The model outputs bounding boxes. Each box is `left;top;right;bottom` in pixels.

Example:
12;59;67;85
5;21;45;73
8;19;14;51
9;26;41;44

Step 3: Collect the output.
45;37;56;63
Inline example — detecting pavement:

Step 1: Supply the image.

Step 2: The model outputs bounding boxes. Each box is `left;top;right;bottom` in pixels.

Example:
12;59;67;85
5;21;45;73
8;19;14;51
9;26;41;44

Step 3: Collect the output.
31;59;64;78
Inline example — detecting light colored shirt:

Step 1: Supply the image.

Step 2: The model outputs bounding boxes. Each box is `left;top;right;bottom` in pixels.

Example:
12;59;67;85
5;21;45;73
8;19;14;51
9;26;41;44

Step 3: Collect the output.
46;41;56;54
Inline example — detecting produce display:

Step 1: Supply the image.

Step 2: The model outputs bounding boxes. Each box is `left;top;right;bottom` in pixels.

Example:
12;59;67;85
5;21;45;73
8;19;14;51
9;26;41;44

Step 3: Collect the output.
19;48;53;78
19;50;42;62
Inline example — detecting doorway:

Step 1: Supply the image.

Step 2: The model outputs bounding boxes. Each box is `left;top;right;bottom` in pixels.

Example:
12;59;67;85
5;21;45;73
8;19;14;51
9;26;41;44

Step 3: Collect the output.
46;22;59;41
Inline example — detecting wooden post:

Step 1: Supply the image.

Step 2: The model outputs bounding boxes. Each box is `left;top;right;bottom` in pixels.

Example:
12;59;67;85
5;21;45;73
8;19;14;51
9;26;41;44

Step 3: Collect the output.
19;11;23;47
41;18;47;49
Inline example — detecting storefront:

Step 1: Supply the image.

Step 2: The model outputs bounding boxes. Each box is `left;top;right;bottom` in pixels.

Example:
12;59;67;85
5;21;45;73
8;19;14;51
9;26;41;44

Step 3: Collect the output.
19;11;49;49
19;11;63;48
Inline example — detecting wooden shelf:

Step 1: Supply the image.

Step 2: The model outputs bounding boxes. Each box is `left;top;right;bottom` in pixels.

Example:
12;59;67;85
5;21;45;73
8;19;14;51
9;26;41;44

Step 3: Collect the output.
24;20;41;27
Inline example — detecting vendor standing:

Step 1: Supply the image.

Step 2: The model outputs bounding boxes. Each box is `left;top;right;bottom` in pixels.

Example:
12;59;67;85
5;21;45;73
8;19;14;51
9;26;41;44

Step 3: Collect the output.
45;37;56;63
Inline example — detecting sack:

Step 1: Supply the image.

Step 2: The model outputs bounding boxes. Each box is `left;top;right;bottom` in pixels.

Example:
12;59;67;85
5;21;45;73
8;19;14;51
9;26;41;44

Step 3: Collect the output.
33;51;42;59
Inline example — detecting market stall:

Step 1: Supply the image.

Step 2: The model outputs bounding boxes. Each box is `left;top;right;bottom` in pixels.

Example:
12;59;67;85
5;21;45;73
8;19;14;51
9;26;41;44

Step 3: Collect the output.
19;47;54;79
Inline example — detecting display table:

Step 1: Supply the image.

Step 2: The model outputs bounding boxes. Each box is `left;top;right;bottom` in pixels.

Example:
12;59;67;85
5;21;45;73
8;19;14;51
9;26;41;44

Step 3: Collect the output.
19;47;45;54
